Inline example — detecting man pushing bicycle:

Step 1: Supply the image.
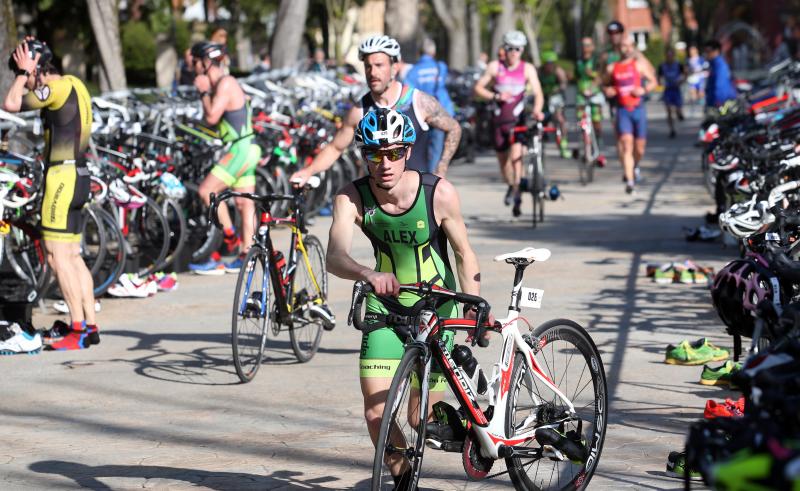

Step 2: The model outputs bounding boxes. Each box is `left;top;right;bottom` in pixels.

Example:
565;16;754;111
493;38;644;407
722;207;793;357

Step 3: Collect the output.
326;107;486;487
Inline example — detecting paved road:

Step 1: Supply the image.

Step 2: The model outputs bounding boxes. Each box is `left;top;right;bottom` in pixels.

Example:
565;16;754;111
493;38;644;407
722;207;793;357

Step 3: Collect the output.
1;104;731;490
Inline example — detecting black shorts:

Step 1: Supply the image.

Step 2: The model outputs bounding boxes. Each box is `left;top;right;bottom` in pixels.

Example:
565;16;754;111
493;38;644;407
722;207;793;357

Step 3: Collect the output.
41;161;90;243
493;114;528;152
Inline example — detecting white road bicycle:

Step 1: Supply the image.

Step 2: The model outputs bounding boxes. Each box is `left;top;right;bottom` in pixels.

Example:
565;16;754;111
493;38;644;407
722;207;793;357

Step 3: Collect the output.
348;247;608;490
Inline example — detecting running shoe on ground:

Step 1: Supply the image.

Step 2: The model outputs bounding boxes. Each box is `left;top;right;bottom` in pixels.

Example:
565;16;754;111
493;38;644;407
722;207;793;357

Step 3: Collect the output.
595;155;606;167
46;329;90;351
703;397;745;419
224;255;245;273
504;186;513;206
559;141;571;159
0;323;42;355
52;299;102;314
222;233;241;256
665;338;729;365
653;264;676;284
512;196;522;217
41;320;71;345
700;360;743;386
634;166;641;183
150;272;179;292
674;266;694;284
685;225;721;242
318;205;332;217
108;273;157;297
625;182;635;195
665;451;702;480
188;259;225;276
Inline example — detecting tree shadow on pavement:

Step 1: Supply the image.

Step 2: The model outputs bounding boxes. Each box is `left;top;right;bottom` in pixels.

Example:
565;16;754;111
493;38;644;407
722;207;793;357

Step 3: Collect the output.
28;460;340;490
74;329;359;386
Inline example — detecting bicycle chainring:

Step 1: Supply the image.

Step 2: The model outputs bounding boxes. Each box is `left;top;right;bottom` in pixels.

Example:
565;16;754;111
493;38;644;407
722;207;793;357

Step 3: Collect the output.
462;434;493;480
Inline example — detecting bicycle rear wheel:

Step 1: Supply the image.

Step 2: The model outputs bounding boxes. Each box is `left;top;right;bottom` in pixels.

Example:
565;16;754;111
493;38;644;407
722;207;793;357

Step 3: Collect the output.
371;346;429;491
505;319;607;491
231;246;271;383
288;234;326;362
128;196;170;277
91;206;127;297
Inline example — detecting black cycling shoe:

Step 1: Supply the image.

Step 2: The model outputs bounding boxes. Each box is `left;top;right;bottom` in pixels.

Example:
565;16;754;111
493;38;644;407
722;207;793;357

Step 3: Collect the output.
512;197;522;217
536;427;588;463
309;304;336;331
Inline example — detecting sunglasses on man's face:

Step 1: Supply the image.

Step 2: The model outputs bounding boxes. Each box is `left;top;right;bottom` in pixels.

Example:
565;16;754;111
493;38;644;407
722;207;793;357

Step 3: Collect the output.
504;45;523;52
362;146;409;164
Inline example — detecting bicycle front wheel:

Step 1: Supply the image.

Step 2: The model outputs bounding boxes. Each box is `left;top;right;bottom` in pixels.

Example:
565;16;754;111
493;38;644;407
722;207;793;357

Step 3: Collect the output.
231;247;271;383
371;346;429;491
505;319;608;491
289;234;326;362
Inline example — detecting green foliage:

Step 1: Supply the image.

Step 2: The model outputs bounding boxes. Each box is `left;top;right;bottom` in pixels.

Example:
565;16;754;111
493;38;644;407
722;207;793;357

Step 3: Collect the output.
121;21;156;72
644;35;665;72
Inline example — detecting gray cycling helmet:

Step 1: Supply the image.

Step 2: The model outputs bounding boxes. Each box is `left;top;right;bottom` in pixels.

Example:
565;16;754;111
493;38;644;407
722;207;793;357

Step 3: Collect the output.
358;35;402;62
7;39;53;74
502;30;527;48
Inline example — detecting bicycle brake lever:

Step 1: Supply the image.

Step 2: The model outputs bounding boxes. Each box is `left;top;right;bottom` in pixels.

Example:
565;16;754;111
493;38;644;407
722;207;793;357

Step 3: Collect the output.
207;192;218;228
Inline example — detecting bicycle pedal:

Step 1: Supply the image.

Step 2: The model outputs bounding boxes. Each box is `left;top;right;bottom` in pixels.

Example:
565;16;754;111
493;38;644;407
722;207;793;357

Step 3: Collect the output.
541;444;568;462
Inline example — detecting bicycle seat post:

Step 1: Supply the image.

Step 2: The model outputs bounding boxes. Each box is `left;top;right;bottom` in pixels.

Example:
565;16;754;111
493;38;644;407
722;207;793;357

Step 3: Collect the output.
508;260;531;312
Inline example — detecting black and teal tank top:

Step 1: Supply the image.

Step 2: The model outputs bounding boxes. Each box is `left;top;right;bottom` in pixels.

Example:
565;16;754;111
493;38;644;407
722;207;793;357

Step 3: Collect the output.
355;171;457;317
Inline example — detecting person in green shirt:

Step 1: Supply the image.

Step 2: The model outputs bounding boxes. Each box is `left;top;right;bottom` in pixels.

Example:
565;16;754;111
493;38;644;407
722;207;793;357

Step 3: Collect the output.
540;51;570;158
576;36;605;163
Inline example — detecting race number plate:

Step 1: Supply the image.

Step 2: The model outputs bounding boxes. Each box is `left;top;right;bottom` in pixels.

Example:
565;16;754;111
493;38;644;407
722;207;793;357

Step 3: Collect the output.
519;287;544;309
0;221;9;235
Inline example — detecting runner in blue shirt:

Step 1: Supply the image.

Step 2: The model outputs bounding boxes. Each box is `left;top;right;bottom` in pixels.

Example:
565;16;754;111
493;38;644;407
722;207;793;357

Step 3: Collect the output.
404;39;455;174
703;40;737;112
657;48;685;138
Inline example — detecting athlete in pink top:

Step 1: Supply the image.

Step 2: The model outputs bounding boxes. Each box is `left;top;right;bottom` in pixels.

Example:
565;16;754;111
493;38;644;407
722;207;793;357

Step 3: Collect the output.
474;30;544;217
603;36;656;194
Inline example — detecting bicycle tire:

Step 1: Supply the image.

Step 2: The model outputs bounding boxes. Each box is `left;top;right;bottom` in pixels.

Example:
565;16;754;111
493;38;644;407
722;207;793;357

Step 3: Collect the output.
91;205;127;297
129;196;170;277
182;182;223;263
288;234;326;362
505;319;608;491
4;221;49;302
586;128;597;184
231;246;271;383
371;345;429;491
159;197;187;272
81;205;108;277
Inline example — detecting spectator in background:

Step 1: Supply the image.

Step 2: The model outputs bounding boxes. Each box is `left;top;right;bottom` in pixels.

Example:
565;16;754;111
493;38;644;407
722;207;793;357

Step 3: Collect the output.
477;52;489;70
309;48;328;73
703;39;738;113
404;38;455;173
658;47;685;138
686;45;707;113
253;49;271;74
209;25;230;70
177;48;195;86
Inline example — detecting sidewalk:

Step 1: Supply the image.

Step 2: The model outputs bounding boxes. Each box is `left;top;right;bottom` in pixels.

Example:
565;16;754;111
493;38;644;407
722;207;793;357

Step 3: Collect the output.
1;103;728;489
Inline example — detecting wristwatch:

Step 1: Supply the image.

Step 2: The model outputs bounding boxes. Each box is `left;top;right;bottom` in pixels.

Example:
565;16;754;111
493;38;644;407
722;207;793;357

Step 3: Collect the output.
200;91;211;99
15;69;30;78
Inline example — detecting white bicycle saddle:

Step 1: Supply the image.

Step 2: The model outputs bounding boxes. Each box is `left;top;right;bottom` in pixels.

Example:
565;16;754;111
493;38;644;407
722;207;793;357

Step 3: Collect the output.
493;247;551;263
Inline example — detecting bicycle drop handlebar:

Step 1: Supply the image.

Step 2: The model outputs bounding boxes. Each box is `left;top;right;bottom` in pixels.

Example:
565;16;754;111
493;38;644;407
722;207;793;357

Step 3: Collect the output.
347;280;492;348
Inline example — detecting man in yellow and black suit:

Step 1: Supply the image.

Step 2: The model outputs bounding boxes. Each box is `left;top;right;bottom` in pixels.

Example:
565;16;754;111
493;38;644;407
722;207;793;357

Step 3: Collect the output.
3;37;99;350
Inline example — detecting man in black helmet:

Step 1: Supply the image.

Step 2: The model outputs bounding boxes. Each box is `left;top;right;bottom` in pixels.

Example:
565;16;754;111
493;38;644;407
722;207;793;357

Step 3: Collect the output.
2;37;99;350
187;42;262;275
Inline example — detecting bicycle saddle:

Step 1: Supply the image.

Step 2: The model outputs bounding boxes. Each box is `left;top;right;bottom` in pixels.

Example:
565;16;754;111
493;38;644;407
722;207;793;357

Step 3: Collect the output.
493;247;551;263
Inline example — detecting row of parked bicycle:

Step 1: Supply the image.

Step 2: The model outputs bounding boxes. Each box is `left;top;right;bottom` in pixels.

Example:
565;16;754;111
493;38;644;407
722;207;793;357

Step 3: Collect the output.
0;69;367;308
678;58;800;489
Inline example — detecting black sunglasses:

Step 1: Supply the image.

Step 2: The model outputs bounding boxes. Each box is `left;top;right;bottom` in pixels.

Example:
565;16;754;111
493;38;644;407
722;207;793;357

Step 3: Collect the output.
504;45;523;52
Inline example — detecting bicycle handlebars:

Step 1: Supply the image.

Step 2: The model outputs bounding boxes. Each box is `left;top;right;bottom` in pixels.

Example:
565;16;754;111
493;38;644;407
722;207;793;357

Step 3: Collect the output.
347;280;492;348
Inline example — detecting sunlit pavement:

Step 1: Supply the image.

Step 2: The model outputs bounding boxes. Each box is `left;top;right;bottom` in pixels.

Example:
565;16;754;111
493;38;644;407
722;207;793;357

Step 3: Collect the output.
1;102;724;490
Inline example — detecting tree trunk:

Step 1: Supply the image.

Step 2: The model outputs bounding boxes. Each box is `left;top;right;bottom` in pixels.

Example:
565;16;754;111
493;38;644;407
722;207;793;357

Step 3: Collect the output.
326;0;352;64
271;0;309;68
87;0;127;91
518;0;555;66
155;32;177;88
0;0;16;98
385;0;420;63
467;0;481;65
431;0;469;70
491;0;515;57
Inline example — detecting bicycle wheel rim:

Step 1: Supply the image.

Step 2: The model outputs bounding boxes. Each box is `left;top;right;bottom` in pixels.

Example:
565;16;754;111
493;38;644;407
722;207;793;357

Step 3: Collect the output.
231;247;270;383
160;198;187;271
92;206;127;297
372;347;429;490
130;197;170;276
288;235;325;362
506;320;608;491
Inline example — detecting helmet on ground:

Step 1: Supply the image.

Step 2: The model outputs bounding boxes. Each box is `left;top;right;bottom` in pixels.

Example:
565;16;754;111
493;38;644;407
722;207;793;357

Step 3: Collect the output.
711;257;780;338
355;108;416;148
358;35;401;62
7;39;53;73
542;51;558;63
503;30;527;48
190;42;226;62
606;21;625;34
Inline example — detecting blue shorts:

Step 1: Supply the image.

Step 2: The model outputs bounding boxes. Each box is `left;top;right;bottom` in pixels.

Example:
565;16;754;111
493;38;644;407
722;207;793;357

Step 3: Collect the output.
663;87;682;107
615;104;647;139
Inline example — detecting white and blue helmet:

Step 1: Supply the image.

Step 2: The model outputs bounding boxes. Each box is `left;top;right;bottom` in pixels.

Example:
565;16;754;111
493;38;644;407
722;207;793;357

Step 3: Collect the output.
356;108;416;148
358;35;402;62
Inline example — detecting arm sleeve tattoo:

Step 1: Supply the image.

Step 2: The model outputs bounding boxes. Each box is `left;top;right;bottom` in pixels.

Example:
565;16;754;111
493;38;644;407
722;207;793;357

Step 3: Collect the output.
419;91;461;175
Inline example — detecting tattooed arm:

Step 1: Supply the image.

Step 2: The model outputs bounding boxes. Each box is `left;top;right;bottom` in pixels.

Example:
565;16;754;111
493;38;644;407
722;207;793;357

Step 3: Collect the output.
417;90;461;178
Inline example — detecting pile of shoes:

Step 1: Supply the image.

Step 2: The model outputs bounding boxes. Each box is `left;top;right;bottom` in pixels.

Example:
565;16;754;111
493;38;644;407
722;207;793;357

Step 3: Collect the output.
646;260;715;285
107;272;179;298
